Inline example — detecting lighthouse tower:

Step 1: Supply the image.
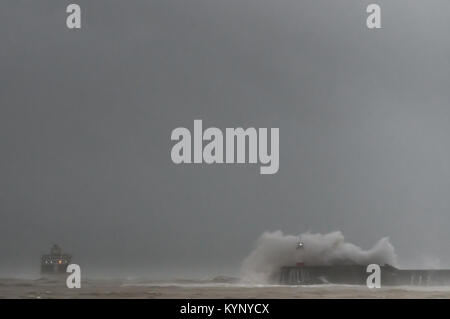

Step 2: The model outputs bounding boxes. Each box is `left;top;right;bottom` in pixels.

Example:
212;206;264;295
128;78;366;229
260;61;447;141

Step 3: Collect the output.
295;240;305;267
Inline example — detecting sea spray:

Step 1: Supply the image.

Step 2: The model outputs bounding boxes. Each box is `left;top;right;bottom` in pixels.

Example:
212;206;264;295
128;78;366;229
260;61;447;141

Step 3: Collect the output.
240;231;397;283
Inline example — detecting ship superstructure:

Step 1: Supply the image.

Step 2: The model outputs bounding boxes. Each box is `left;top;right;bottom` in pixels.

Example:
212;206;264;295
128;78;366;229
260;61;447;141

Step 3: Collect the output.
40;244;72;275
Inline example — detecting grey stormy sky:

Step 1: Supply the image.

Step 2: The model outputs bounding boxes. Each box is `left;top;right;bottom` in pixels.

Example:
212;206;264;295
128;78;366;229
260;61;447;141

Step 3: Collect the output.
1;0;450;277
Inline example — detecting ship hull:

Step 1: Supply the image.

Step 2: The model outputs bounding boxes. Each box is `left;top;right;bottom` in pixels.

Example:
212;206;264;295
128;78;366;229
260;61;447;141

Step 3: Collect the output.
40;264;69;275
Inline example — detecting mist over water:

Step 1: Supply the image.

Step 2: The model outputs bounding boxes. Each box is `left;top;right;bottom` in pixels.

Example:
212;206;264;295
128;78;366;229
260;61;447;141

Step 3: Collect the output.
241;231;397;283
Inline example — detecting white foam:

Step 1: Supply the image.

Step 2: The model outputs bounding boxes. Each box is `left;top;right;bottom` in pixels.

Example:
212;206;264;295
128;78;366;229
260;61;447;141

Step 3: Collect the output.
241;230;397;283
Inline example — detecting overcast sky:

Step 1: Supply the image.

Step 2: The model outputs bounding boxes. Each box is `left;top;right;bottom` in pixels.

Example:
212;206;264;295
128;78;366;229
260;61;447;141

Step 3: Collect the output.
1;0;450;277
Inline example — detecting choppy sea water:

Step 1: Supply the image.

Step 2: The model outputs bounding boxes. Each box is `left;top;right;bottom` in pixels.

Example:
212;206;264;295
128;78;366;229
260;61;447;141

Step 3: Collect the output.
2;277;450;298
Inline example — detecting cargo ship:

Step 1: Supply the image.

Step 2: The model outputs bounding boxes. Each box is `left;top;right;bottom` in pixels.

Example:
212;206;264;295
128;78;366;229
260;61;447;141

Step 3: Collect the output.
40;244;72;275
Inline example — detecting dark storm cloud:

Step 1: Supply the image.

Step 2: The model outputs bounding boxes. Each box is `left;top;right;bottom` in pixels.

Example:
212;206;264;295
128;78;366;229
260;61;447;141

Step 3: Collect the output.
1;0;450;277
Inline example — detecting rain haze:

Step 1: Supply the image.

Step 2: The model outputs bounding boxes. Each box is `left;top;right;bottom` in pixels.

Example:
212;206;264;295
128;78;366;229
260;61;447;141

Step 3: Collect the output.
1;0;450;281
